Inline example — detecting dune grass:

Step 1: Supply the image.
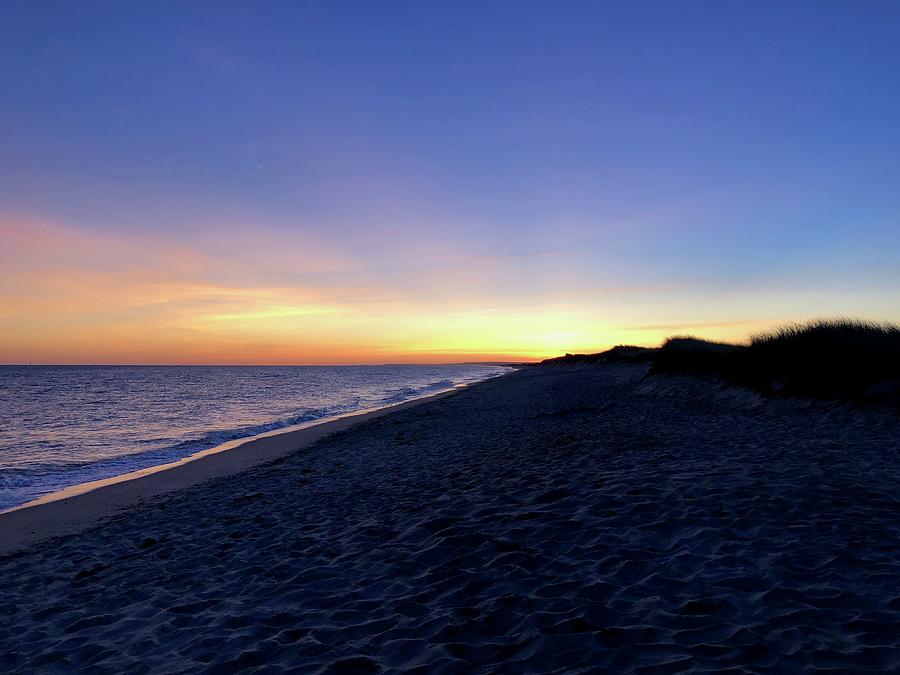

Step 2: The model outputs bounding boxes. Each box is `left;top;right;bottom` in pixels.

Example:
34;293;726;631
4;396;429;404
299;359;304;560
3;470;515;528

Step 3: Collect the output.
539;345;656;365
544;319;900;405
654;319;900;402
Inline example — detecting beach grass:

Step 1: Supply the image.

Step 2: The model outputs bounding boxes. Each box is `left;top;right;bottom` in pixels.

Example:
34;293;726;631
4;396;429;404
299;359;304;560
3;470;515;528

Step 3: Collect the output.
545;319;900;404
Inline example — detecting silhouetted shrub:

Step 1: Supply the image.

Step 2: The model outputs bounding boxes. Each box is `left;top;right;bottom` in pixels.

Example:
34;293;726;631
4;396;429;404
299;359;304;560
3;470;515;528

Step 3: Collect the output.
545;319;900;406
652;319;900;403
743;319;900;400
651;336;742;377
541;345;656;365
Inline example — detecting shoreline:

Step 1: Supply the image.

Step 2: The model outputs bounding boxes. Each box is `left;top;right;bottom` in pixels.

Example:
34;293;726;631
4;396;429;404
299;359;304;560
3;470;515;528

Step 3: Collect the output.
0;378;503;555
2;363;899;670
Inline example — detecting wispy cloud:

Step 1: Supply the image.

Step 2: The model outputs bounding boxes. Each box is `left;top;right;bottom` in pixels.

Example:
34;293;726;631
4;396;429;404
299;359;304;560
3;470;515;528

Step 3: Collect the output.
624;318;783;332
3;211;897;364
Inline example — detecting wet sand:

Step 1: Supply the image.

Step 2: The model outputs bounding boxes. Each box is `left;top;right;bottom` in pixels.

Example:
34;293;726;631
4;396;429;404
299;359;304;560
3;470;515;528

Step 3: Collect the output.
2;363;900;672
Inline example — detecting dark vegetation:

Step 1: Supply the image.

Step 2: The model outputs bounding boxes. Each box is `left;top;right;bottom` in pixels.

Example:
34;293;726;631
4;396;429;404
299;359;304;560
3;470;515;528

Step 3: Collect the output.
540;345;656;365
543;319;900;406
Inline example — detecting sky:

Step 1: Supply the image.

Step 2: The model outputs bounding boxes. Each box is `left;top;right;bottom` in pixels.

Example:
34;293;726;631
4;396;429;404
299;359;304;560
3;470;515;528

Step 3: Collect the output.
2;1;900;364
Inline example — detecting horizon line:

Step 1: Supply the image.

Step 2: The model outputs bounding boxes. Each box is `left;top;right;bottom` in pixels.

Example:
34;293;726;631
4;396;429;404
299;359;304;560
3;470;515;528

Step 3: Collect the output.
0;360;536;368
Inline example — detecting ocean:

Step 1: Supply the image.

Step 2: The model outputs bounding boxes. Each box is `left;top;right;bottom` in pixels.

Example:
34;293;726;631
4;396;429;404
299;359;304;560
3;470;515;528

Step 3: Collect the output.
0;364;510;511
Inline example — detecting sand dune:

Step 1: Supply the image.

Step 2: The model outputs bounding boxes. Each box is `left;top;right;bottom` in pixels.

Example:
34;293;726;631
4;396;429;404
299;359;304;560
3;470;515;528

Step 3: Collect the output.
2;363;900;672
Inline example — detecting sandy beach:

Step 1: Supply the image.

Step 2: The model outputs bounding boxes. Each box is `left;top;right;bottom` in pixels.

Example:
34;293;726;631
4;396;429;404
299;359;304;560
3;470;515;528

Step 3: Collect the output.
0;387;470;555
2;363;900;672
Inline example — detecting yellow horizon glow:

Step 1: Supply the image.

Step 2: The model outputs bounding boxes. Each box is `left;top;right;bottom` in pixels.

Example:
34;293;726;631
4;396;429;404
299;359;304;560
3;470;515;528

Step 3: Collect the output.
0;295;786;365
2;214;893;365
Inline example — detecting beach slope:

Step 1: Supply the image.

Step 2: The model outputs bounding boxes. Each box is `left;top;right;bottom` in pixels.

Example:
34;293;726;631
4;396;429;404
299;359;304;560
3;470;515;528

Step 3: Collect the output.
2;363;900;671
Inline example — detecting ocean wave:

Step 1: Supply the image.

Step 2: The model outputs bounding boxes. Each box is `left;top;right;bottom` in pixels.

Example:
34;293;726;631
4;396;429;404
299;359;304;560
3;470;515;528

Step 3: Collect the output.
0;365;510;510
379;378;457;404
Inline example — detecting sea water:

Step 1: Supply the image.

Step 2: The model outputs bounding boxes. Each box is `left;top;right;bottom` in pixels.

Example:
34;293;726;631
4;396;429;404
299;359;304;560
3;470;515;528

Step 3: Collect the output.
0;364;510;510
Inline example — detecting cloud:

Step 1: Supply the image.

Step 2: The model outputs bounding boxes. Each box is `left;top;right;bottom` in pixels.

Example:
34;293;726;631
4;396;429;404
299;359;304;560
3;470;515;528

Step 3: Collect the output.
6;211;892;364
0;214;704;362
624;318;782;332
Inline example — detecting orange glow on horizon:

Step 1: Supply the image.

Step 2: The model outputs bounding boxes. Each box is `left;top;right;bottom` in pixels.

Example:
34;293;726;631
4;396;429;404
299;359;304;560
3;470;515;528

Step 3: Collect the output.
2;214;892;365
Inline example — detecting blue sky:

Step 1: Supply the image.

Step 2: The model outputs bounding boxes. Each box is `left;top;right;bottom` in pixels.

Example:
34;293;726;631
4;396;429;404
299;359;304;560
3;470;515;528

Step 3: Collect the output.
2;1;899;362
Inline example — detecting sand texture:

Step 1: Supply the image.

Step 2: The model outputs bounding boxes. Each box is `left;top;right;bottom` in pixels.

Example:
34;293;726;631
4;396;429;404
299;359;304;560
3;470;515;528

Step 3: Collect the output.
0;390;463;554
2;363;900;672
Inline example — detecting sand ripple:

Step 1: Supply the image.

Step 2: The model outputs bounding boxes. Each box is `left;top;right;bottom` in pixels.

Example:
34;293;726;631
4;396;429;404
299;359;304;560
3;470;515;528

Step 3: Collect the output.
2;364;900;672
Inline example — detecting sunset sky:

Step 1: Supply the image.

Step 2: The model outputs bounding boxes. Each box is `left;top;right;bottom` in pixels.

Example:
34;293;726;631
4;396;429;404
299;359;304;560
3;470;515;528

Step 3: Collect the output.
2;1;900;364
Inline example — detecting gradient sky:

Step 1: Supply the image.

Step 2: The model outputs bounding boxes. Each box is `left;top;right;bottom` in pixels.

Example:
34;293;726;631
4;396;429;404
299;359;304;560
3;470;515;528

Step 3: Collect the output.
2;1;900;364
